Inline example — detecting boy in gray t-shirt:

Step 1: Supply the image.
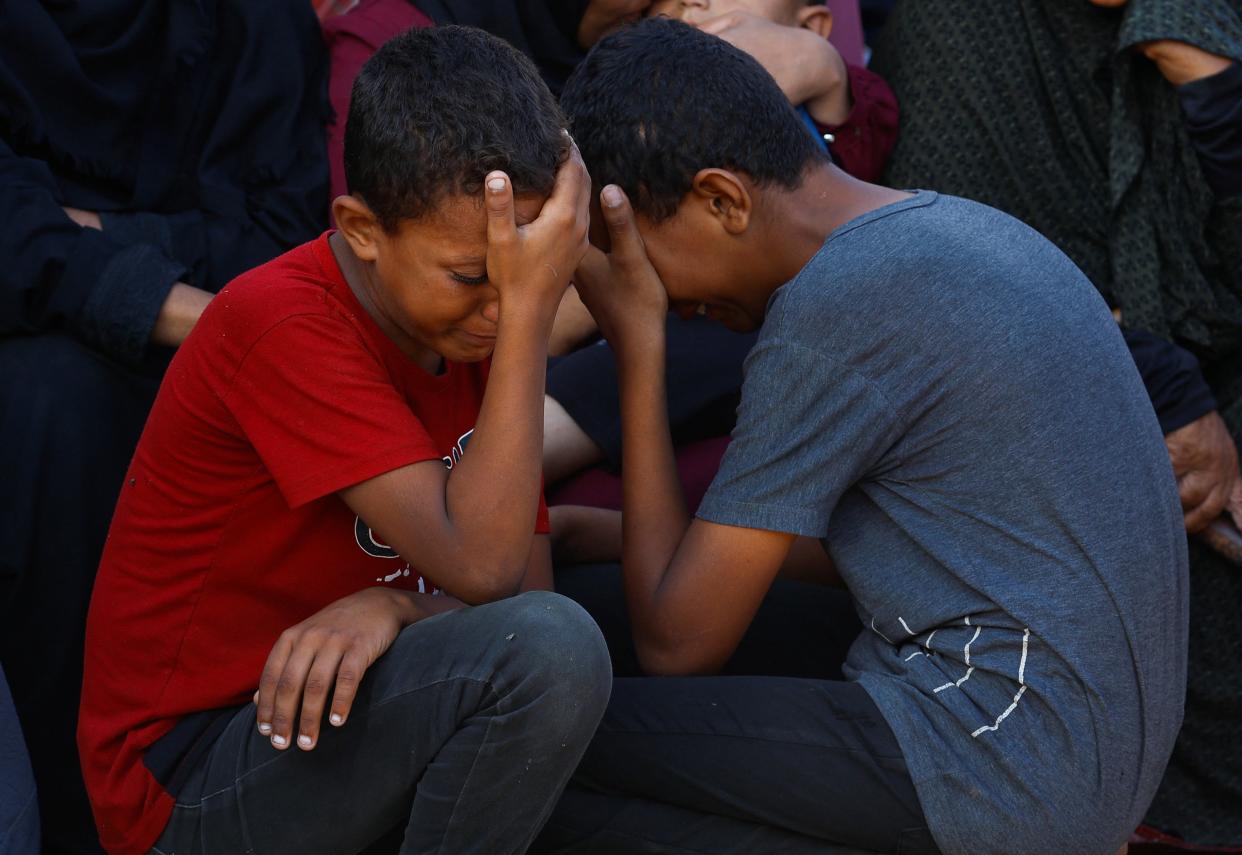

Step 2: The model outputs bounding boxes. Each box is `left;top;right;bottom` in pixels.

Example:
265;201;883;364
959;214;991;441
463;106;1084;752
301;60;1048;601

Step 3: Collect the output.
544;17;1188;855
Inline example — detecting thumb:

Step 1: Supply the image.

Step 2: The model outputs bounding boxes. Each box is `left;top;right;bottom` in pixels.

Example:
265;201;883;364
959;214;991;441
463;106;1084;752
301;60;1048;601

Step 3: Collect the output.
1228;479;1242;531
484;171;516;245
599;185;649;270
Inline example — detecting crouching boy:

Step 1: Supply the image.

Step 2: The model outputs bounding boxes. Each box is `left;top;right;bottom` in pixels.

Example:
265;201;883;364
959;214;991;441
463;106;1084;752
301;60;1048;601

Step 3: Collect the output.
78;26;610;855
543;17;1188;855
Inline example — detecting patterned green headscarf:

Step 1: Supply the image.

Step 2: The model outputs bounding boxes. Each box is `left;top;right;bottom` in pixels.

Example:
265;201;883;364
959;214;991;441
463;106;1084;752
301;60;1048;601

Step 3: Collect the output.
875;0;1242;435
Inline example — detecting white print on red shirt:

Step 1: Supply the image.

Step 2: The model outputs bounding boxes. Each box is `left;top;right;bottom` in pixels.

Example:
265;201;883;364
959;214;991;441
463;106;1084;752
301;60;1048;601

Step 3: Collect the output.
353;428;475;587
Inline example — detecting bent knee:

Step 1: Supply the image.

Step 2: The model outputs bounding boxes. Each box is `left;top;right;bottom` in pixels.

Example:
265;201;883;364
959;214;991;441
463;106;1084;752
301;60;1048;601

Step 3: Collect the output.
495;592;612;706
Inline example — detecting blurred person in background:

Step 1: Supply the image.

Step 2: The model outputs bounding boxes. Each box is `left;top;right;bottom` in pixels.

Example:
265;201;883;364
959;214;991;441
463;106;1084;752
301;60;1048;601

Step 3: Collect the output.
0;2;329;850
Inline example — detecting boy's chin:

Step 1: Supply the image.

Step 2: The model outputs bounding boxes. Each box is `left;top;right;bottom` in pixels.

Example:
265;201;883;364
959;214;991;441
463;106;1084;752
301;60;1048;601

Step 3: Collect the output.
444;332;498;362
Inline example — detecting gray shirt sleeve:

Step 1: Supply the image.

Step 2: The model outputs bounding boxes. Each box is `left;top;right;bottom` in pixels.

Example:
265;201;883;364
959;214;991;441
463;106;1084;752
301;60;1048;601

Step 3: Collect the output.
696;337;904;538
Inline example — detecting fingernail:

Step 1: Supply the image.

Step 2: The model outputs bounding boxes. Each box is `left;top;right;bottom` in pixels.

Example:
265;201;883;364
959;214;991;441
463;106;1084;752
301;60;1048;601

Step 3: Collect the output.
271;734;287;747
257;722;272;735
330;713;343;726
602;185;622;207
487;176;506;192
298;735;313;749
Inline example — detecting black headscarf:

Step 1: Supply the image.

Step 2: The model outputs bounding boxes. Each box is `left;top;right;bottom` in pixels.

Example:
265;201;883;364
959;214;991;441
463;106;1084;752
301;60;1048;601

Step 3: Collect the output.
415;0;593;92
0;0;329;351
0;0;213;203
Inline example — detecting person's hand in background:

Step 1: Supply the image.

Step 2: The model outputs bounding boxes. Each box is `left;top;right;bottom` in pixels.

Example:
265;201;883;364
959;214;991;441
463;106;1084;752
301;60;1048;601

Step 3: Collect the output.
1165;410;1242;538
1140;40;1233;87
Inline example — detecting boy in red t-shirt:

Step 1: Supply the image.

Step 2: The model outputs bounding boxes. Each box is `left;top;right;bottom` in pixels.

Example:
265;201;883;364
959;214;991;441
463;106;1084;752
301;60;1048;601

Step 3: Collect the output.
77;26;610;855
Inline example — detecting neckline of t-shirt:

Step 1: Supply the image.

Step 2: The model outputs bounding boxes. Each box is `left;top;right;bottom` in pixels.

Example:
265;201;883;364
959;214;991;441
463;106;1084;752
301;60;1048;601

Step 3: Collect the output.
311;231;463;386
822;190;939;247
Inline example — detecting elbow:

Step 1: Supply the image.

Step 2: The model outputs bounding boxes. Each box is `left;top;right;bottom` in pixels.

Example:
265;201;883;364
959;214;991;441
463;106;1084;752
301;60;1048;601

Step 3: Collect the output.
449;562;525;605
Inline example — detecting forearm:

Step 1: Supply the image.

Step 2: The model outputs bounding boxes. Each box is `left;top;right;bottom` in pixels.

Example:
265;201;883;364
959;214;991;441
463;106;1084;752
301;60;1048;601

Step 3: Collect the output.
801;43;851;128
444;304;557;584
616;337;691;637
550;505;623;564
151;282;214;347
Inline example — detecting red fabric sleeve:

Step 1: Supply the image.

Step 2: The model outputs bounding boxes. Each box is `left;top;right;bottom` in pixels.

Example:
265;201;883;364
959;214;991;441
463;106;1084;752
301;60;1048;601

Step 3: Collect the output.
224;314;444;508
818;64;900;183
535;489;550;534
324;0;435;218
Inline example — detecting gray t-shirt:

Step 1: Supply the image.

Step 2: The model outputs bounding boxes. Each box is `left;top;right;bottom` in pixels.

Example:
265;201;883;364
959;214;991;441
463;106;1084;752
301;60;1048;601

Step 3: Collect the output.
697;192;1188;855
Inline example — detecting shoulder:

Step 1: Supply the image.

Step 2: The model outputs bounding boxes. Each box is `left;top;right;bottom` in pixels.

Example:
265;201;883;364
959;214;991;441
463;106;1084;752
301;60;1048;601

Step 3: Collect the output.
196;237;356;347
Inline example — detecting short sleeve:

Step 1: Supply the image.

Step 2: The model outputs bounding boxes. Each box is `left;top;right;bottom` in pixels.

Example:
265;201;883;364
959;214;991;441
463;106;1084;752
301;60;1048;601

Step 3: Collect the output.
696;339;902;538
224;314;444;508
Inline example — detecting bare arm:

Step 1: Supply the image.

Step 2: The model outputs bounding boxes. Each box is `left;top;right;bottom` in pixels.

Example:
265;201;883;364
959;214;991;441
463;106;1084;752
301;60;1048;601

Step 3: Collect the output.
64;206;213;347
342;147;590;604
700;12;851;127
550;504;839;587
575;187;794;674
520;534;555;592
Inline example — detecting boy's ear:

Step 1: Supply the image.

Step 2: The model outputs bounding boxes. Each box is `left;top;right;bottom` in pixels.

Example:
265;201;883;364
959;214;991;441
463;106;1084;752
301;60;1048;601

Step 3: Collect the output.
797;5;833;39
690;168;751;236
332;195;383;263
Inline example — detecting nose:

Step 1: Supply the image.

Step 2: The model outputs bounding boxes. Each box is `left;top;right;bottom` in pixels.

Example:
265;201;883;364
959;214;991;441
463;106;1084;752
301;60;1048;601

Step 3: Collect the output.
481;297;500;324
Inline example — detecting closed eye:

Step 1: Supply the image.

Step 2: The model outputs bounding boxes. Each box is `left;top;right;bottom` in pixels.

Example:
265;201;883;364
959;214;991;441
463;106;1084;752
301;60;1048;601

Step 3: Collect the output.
451;272;489;286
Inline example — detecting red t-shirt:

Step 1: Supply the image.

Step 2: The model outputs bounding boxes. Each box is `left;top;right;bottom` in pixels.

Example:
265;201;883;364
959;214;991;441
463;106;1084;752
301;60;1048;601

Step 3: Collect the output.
78;233;549;855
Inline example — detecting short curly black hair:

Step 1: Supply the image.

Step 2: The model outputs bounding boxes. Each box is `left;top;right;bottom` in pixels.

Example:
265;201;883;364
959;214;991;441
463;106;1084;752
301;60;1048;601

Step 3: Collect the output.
344;25;569;231
560;17;827;222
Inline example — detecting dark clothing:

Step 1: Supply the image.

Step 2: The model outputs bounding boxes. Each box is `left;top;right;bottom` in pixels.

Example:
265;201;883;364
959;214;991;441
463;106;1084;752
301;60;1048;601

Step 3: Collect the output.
0;338;162;855
537;678;937;855
0;3;329;852
547;568;933;855
151;592;612;855
874;1;1242;843
415;0;590;94
554;565;864;682
1179;60;1242;199
877;0;1242;368
0;664;38;855
1125;329;1218;433
0;0;329;363
547;317;754;468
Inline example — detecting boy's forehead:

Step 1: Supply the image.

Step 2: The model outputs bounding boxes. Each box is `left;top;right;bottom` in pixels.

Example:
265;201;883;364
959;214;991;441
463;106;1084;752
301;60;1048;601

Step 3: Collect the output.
413;190;548;239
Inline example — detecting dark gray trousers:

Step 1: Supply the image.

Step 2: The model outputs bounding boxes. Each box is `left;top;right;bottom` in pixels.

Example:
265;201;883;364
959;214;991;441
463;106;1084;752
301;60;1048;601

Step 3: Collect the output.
542;566;940;855
152;592;612;855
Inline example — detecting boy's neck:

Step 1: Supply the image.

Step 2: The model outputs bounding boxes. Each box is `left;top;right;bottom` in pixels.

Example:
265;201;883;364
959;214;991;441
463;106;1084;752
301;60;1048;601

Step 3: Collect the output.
765;165;914;289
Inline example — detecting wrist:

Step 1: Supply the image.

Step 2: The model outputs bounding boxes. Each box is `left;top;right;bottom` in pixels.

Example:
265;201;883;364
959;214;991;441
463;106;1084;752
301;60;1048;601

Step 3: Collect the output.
498;292;562;332
150;282;212;347
386;588;461;626
615;332;665;379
